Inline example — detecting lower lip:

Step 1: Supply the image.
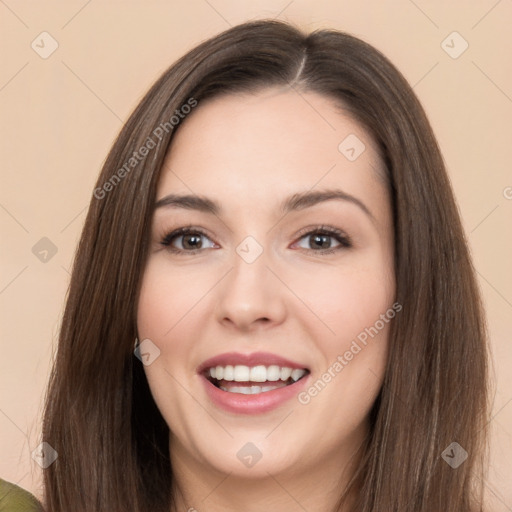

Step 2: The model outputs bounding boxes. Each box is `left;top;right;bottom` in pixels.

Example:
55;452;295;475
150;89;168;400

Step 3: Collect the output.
200;374;310;414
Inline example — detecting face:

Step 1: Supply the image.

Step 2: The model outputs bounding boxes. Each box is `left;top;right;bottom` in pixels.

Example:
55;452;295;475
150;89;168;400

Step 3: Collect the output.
137;87;395;484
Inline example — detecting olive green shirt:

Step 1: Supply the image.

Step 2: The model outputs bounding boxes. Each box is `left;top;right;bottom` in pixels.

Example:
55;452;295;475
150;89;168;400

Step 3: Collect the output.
0;479;43;512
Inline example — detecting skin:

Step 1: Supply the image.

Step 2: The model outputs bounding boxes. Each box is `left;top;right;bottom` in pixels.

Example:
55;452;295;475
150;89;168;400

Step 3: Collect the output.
136;86;395;512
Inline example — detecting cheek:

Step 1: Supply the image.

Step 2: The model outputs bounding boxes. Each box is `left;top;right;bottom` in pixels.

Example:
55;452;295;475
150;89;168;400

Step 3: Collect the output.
287;251;394;402
286;253;395;342
136;262;200;424
136;258;223;395
137;280;169;340
136;259;203;339
136;262;194;387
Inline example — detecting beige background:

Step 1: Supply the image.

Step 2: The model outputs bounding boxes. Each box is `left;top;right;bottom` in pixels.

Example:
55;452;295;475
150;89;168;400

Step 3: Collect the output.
0;0;511;509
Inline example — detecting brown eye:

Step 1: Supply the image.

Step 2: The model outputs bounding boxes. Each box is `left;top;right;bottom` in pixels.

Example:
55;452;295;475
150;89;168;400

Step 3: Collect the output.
293;226;352;253
161;227;216;254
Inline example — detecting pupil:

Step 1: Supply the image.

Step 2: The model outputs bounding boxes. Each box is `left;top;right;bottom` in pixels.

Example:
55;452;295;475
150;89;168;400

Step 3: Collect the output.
312;234;330;249
184;234;202;249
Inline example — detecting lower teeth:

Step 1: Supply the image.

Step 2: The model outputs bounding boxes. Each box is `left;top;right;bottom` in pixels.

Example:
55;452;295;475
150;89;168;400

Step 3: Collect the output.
217;381;292;394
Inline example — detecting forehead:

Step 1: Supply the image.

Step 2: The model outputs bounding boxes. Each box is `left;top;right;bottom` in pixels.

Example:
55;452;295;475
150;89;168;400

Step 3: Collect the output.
157;88;386;212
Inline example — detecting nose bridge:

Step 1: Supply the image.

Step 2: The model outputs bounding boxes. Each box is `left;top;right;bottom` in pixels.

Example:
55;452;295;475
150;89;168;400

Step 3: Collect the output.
214;235;286;329
227;237;272;302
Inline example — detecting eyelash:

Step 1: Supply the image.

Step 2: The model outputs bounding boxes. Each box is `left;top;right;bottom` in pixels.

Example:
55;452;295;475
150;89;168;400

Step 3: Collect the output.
159;225;352;256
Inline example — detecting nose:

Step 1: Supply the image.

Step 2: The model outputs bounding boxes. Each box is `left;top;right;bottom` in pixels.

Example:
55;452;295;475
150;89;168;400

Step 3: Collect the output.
214;246;287;332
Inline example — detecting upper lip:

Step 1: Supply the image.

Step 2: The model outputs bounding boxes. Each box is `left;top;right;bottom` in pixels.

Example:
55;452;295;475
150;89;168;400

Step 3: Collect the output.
197;352;310;375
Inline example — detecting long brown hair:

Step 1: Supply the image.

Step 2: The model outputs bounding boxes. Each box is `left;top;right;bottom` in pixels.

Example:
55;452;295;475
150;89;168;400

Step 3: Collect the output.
41;19;490;511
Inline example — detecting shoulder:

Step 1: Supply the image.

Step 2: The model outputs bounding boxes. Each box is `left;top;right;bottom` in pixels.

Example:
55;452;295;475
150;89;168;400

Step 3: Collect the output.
0;478;44;512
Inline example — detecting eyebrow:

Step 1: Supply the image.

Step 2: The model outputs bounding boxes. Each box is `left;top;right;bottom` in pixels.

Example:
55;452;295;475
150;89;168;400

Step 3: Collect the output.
154;188;375;222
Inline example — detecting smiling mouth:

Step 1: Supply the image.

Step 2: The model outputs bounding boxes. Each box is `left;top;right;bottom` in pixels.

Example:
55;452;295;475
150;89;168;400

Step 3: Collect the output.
204;366;310;395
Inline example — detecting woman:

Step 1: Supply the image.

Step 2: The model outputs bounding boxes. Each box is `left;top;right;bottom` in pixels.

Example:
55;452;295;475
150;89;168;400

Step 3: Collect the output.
40;19;490;511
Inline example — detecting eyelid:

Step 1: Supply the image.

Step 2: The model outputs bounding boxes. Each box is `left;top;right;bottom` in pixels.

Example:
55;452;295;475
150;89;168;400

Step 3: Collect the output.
293;224;350;242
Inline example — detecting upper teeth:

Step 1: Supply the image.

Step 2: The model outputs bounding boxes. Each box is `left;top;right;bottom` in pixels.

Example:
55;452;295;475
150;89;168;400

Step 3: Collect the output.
208;365;307;383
